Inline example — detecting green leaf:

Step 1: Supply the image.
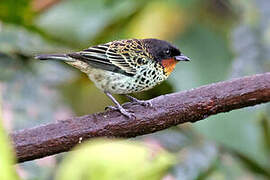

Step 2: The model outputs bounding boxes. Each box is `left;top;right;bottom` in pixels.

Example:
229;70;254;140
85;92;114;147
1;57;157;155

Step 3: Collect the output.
0;98;20;180
55;139;175;180
0;0;35;25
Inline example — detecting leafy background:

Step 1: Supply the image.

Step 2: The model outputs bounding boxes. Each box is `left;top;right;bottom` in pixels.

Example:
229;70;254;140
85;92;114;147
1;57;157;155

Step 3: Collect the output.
0;0;270;179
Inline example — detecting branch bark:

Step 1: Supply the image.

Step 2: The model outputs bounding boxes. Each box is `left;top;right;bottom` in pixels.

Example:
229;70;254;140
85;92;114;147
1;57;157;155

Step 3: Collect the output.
11;72;270;163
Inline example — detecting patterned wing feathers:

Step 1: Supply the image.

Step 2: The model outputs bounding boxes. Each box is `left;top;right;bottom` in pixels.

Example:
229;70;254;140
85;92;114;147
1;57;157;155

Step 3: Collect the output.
68;39;150;76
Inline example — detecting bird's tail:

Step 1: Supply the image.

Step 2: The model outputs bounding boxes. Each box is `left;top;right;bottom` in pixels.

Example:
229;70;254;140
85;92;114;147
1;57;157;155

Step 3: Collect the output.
35;54;75;61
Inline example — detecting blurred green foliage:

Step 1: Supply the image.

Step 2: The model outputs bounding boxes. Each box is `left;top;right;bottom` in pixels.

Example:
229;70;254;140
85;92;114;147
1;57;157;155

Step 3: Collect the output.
56;139;174;180
0;0;34;25
0;0;269;179
0;99;19;180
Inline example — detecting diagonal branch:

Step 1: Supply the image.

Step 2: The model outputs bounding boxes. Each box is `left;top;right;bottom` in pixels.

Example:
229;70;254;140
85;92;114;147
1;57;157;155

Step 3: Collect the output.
11;72;270;163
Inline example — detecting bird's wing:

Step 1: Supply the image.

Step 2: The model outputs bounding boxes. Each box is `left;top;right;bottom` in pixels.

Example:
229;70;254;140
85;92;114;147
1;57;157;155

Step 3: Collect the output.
67;40;149;77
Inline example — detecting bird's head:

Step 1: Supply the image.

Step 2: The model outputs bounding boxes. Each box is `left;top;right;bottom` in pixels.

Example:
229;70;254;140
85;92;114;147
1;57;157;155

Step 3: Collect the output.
142;38;190;75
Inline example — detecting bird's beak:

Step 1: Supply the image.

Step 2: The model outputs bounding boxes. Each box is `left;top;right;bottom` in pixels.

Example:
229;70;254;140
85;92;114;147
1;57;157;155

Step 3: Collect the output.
174;54;190;61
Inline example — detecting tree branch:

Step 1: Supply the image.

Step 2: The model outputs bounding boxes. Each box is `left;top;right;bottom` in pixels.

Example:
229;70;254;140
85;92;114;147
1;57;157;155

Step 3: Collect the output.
11;73;270;163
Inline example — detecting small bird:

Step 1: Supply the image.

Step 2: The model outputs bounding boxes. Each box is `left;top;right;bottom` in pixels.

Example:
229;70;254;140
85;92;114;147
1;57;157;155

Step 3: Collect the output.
35;38;190;118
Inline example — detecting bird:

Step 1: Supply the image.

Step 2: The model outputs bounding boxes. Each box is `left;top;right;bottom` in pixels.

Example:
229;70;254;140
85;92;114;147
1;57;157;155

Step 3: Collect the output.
35;38;190;118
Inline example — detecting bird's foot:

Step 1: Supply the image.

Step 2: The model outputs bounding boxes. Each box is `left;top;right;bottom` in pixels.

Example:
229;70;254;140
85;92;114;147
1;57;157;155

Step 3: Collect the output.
125;95;152;107
132;99;152;107
105;106;135;119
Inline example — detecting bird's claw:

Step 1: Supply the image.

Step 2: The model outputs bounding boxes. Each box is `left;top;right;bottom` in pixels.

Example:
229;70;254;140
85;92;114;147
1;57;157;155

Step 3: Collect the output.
138;100;152;107
105;106;135;119
125;95;152;107
130;100;152;107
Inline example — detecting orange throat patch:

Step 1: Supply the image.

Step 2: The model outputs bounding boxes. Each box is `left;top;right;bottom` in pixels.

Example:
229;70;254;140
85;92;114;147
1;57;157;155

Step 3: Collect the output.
161;58;177;76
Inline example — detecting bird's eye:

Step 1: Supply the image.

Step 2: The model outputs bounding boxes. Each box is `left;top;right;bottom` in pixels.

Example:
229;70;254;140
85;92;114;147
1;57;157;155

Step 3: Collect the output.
165;49;170;55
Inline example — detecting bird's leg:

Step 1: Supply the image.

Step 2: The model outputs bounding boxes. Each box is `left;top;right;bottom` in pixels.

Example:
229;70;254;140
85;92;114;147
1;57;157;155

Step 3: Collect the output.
105;92;135;119
124;95;152;107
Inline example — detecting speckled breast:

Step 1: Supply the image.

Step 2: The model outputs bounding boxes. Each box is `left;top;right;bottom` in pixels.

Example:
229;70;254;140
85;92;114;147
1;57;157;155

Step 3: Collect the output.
88;62;167;94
